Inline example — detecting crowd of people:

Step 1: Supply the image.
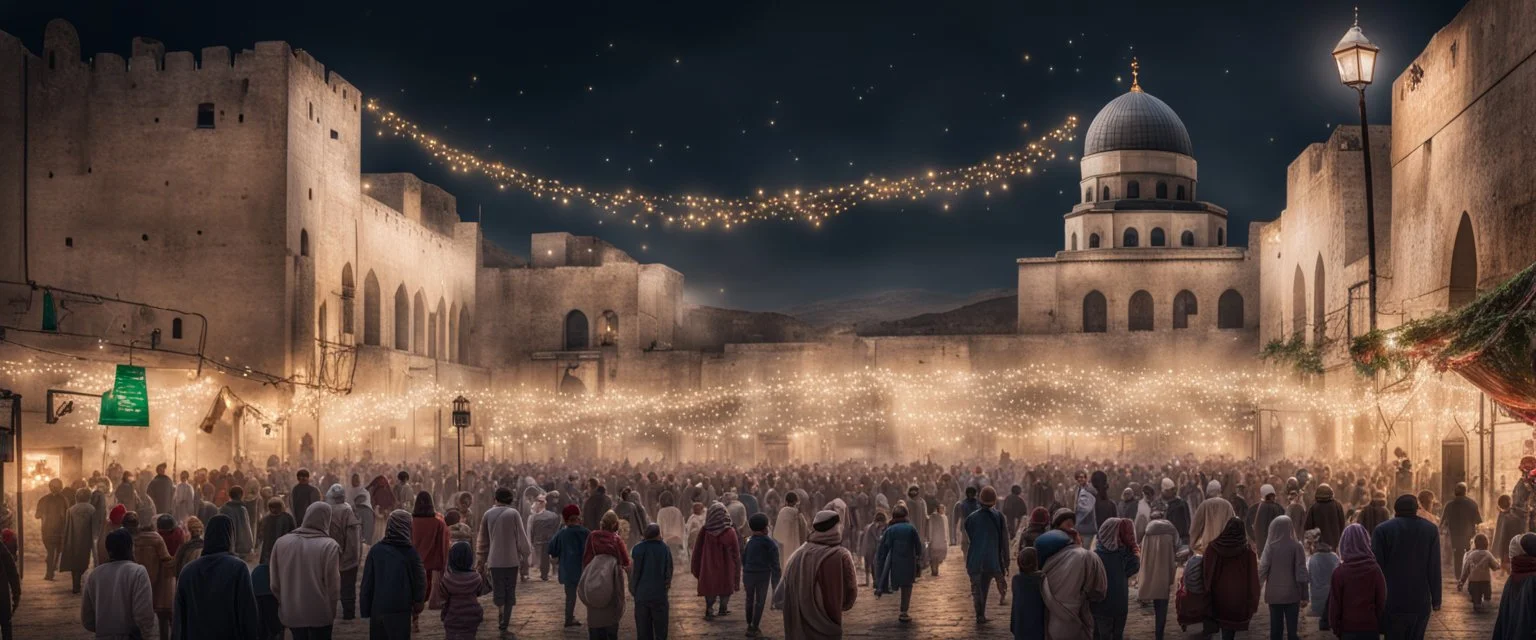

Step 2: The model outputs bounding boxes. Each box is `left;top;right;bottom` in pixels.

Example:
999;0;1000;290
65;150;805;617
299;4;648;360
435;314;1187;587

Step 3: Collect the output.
15;450;1536;639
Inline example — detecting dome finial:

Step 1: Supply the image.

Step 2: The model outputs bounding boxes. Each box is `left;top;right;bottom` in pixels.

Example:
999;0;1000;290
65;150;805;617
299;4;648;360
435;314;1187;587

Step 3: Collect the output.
1353;5;1360;27
1130;57;1142;93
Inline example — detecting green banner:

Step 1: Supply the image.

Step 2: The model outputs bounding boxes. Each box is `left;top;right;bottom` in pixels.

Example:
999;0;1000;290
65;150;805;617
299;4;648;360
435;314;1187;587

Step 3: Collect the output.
99;364;150;427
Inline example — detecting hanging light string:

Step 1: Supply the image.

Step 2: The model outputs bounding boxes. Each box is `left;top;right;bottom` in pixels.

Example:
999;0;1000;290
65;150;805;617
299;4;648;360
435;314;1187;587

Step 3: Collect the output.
366;101;1079;229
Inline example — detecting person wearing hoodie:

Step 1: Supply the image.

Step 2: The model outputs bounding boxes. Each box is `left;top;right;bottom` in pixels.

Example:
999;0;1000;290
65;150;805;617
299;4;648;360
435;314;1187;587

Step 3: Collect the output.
1203;517;1259;639
1138;516;1178;640
1036;528;1107;640
1304;528;1338;630
583;511;632;639
1257;516;1308;640
1091;518;1140;640
61;488;97;594
361;510;428;640
1328;523;1386;638
691;502;741;619
1458;533;1497;613
352;492;376;546
256;498;294;566
1009;546;1046;640
269;502;340;640
1251;485;1285;550
630;523;674;640
771;510;857;640
428;542;485;640
1303;483;1346;550
127;514;175;640
1189;480;1235;554
859;510;887;586
219;485;256;559
83;528;158;640
875;504;923;624
1356;490;1390;533
1371;494;1441;640
172;514;260;640
323;484;362;621
476;486;533;633
409;491;450;632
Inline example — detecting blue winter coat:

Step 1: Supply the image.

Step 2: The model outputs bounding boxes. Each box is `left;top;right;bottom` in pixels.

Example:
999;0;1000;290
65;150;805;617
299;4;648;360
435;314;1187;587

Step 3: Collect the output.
742;534;781;586
1010;571;1047;640
359;540;427;618
628;539;673;603
876;520;923;592
963;507;1008;576
1091;545;1140;618
548;524;591;586
1370;512;1441;613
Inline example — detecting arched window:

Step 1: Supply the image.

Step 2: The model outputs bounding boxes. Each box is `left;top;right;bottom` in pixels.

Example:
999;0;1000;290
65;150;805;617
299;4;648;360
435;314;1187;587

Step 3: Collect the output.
171;318;183;340
434;298;446;359
1176;185;1187;200
1127;180;1141;199
1070;233;1078;251
1180;230;1195;247
1085;188;1093;203
1218;290;1245;328
1102;186;1111;201
317;302;327;342
1122;228;1139;248
340;264;355;335
1216;227;1225;246
448;304;459;363
1088;233;1101;249
412;290;426;355
565;310;590;350
393;284;410;350
1082;291;1107;333
363;270;381;346
300;229;310;257
599;310;619;346
458;306;471;364
1128;290;1154;331
1314;255;1327;347
1292;266;1307;342
1150;228;1166;247
1156;182;1168;199
1173;290;1198;329
1450;212;1478;307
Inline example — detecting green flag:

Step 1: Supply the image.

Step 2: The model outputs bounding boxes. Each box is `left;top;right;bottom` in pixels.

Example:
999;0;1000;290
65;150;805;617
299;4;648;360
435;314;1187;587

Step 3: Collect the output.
41;290;57;332
99;364;149;427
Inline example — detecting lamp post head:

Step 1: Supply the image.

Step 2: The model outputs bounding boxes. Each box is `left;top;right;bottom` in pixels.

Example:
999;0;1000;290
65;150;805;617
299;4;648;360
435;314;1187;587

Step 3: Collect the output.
1333;13;1379;89
451;395;471;429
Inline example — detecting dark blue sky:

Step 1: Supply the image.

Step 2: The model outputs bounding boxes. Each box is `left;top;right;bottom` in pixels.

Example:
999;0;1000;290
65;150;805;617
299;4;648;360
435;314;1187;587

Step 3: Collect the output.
4;0;1466;310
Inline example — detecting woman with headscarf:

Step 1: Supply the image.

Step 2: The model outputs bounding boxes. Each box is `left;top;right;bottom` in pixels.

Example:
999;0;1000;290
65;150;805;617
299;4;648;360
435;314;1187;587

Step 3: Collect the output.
582;511;631;639
1138;514;1179;640
1493;533;1536;638
61;487;97;594
83;528;158;639
1035;528;1106;640
173;514;259;640
1203;517;1260;638
256;497;294;565
1327;523;1385;638
353;490;376;545
773;510;858;640
692;502;742;619
429;541;486;640
362;510;428;639
367;475;397;513
1258;515;1308;640
409;491;449;631
1091;518;1140;640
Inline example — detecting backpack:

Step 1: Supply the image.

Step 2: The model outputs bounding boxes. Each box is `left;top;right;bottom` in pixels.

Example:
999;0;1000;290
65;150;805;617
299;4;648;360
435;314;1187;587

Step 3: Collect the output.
578;554;620;609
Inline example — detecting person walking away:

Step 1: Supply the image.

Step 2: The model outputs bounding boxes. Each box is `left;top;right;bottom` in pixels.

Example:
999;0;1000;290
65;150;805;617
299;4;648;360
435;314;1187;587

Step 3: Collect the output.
1328;523;1386;639
429;542;485;640
174;517;205;575
61;488;96;594
772;510;857;640
1458;533;1497;612
954;486;982;556
172;514;259;640
251;561;282;640
1203;517;1259;640
290;469;321;519
409;491;449;633
269;502;340;640
1016;507;1050;554
654;491;685;563
1495;534;1536;637
529;491;562;581
220;486;256;558
927;503;949;576
82;529;158;640
154;515;184;558
444;511;472;546
323;484;362;621
691;502;740;619
875;504;922;623
548;504;591;627
1091;518;1140;640
1371;494;1441;639
1189;481;1235;555
353;492;376;546
1495;494;1520;566
963;487;1009;625
1258;516;1308;640
859;510;887;586
1138;517;1178;640
1035;528;1107;640
476;486;533;633
1073;472;1097;548
1303;483;1346;551
742;514;781;637
1356;491;1390;533
774;492;810;570
148;464;174;518
1003;485;1029;542
1009;546;1046;640
581;511;631;640
35;478;68;581
124;514;174;640
361;510;427;640
1304;528;1338;631
630;523;674;640
256;498;294;567
173;471;196;525
1442;482;1482;579
1252;485;1284;550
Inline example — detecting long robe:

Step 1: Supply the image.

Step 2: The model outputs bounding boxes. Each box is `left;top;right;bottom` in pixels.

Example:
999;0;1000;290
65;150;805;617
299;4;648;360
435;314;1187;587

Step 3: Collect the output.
773;506;809;570
1189;497;1236;553
60;502;97;574
1041;544;1108;640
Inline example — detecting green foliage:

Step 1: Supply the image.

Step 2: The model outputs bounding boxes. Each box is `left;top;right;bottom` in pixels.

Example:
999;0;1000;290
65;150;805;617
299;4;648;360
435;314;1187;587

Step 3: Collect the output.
1261;334;1325;376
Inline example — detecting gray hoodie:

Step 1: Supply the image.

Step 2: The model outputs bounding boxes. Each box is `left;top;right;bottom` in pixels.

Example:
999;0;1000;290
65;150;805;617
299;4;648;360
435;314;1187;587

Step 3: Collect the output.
269;502;341;628
326;484;362;570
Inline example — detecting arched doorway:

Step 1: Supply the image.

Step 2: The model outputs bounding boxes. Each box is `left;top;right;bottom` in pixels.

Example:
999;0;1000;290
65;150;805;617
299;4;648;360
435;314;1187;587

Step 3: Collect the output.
1218;290;1245;329
363;270;381;346
1313;255;1327;346
1082;291;1107;333
1450;212;1478;308
1292;266;1307;342
1128;290;1153;331
564;310;590;350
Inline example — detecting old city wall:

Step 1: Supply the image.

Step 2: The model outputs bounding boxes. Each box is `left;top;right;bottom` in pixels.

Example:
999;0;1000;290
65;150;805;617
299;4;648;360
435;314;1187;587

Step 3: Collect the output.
1019;248;1258;335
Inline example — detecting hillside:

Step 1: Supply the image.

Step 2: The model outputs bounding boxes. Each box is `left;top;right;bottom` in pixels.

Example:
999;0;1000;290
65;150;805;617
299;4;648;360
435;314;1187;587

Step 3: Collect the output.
857;295;1017;336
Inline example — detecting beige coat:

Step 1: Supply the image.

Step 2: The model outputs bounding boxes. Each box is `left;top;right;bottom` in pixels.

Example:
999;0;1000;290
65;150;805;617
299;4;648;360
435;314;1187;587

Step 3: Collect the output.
131;531;175;613
269;502;341;628
1137;519;1179;601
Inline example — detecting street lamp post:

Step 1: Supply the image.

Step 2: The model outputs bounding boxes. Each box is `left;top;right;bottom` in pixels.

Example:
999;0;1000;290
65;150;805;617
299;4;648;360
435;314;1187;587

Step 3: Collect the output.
1334;12;1381;331
451;395;470;487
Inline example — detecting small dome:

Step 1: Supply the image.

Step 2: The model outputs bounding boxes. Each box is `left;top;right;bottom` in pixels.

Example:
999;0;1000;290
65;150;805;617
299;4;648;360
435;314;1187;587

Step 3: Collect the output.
1083;91;1194;157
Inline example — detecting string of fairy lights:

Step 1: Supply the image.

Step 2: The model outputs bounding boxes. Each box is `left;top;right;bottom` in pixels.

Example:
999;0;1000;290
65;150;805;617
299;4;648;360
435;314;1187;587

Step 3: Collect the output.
365;101;1080;229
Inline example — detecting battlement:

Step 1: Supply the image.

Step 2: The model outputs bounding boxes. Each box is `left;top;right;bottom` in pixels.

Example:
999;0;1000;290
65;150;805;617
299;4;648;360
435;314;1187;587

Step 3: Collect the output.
363;173;461;237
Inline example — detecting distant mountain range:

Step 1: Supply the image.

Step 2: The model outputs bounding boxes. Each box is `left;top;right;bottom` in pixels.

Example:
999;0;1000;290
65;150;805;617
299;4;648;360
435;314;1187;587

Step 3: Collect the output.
778;288;1015;330
857;294;1018;336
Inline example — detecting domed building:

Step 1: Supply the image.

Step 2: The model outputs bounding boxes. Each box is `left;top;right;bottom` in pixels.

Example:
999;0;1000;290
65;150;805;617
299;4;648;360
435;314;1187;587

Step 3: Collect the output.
1016;66;1258;336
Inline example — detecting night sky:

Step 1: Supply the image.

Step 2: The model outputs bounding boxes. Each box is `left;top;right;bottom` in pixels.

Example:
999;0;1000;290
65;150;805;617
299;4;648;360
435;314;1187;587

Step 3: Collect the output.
3;0;1466;311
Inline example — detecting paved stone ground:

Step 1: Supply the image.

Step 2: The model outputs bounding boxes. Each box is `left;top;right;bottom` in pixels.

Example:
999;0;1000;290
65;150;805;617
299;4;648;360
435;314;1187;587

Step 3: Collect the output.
15;552;1497;639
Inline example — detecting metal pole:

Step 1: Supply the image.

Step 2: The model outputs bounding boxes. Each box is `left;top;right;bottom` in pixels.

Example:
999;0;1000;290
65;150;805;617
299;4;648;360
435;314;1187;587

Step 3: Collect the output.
1479;393;1487;509
456;426;463;489
1357;88;1379;332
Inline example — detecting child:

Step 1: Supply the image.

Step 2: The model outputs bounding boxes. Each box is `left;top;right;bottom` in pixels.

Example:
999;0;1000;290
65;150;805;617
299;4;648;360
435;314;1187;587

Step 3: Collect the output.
685;502;706;558
547;504;590;627
1305;528;1339;630
444;510;473;546
1459;533;1499;612
430;541;486;640
1009;547;1047;640
629;524;673;640
927;503;950;577
741;513;781;638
